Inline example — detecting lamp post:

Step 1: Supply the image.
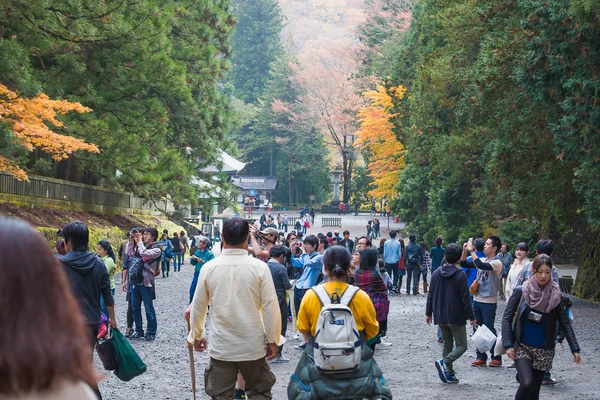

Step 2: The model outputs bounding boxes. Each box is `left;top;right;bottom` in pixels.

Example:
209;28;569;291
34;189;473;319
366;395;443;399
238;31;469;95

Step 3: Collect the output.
331;170;343;203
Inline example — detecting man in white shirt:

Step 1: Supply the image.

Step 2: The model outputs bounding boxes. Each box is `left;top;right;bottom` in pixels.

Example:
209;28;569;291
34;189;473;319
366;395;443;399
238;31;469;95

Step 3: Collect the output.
186;217;282;399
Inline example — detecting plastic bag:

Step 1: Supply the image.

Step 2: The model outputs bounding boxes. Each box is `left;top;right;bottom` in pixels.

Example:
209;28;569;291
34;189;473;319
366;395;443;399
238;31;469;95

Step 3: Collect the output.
494;332;506;355
113;328;147;381
96;330;118;371
472;324;496;353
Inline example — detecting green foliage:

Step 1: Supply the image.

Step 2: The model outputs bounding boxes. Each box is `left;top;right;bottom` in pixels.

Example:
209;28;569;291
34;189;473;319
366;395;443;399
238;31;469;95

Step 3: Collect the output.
0;0;236;206
385;0;600;251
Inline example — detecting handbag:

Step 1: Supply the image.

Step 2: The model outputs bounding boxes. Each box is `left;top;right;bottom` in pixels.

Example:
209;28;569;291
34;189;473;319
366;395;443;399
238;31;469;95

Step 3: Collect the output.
96;327;118;371
112;328;147;381
469;279;479;295
471;324;496;353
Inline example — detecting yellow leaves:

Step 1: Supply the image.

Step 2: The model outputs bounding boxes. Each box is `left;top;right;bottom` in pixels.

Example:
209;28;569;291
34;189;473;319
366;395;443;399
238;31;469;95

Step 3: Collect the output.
0;83;97;180
356;85;406;199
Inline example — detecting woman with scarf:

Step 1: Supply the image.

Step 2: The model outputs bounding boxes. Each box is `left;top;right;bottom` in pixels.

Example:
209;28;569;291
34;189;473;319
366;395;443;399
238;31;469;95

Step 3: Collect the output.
502;254;581;400
355;248;391;352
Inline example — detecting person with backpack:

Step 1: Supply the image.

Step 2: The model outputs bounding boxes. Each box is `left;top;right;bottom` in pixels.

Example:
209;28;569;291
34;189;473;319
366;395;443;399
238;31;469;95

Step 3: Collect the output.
158;233;173;278
426;243;476;384
170;232;183;272
288;246;392;400
404;234;423;295
127;227;162;341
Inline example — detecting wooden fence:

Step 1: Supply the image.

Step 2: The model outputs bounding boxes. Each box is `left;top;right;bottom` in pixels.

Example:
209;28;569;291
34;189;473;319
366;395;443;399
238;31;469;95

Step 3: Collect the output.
0;173;169;214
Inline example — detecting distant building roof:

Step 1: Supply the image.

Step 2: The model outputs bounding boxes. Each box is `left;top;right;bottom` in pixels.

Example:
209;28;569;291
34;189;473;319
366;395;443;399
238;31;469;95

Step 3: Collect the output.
199;150;246;173
231;176;277;191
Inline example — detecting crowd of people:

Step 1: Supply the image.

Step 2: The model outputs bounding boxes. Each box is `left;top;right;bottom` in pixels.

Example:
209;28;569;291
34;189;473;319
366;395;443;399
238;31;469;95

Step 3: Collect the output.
0;215;583;400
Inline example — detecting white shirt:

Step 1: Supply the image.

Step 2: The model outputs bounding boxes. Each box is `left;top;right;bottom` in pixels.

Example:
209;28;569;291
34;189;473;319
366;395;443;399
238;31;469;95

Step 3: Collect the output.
187;248;282;362
505;258;529;303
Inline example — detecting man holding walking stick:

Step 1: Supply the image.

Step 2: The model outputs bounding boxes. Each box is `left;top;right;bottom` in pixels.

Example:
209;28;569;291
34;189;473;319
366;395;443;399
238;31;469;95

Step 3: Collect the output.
185;217;282;400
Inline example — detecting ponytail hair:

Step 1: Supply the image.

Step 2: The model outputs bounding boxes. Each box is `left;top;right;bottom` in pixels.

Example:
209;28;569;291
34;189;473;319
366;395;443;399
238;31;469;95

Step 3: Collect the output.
322;246;351;280
98;240;116;262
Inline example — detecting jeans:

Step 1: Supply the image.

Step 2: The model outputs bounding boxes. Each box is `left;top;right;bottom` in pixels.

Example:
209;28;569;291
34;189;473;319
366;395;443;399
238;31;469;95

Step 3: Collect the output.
294;287;309;322
283;223;288;232
473;301;500;361
173;253;182;271
100;288;116;318
406;262;420;294
190;270;200;303
385;262;400;289
132;285;157;335
127;298;134;329
161;259;170;277
440;325;468;375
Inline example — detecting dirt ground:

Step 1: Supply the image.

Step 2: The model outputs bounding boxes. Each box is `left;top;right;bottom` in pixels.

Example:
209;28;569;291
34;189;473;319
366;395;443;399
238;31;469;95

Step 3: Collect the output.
95;214;597;399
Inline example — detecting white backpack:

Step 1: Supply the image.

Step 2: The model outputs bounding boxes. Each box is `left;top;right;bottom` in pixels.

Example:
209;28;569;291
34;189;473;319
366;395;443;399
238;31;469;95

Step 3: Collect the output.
312;284;362;374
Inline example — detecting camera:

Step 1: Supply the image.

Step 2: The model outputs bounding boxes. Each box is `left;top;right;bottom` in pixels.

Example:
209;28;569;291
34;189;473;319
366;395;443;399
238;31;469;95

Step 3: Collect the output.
528;311;543;323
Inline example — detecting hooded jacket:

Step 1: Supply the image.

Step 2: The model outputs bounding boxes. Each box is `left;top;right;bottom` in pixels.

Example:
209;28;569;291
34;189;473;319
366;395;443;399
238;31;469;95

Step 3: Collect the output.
59;251;113;325
426;264;474;325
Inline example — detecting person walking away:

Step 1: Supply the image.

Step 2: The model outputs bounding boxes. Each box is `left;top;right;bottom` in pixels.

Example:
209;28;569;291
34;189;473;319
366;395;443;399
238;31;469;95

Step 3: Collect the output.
267;245;293;362
356;248;391;351
502;254;581;399
58;221;116;399
374;218;381;239
291;235;323;350
430;236;445;274
421;244;431;294
170;232;183;272
288;246;392;400
214;222;222;244
97;240;116;318
283;214;289;232
426;243;476;384
404;234;423;295
189;236;215;303
186;217;282;400
383;231;402;294
498;243;513;299
180;230;190;260
460;235;503;367
397;239;407;290
129;227;162;341
309;208;315;224
354;201;359;216
158;233;173;278
0;218;100;399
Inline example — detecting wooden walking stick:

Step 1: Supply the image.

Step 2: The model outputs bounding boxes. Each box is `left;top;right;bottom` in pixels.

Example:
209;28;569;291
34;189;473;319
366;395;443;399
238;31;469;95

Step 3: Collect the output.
187;318;197;400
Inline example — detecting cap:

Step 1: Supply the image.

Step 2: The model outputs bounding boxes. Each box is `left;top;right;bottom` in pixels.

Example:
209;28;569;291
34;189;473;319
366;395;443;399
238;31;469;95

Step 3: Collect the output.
260;227;279;237
197;235;210;244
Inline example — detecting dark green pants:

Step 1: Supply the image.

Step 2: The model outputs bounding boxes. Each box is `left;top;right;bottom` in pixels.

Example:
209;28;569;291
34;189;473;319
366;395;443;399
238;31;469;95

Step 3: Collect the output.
440;325;468;375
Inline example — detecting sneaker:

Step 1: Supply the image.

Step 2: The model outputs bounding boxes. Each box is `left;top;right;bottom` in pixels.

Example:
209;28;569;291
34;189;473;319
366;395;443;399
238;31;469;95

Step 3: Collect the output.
542;377;557;385
234;388;246;399
272;354;290;363
437;338;444;343
471;359;487;367
488;359;502;367
507;362;517;369
435;360;449;383
130;331;145;339
145;334;155;341
379;340;393;347
447;375;459;384
124;328;134;338
294;342;306;350
293;332;302;341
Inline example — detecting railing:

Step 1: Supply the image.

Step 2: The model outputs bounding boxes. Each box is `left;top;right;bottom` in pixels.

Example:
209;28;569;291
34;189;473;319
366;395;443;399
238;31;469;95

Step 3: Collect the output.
322;217;342;227
0;173;169;213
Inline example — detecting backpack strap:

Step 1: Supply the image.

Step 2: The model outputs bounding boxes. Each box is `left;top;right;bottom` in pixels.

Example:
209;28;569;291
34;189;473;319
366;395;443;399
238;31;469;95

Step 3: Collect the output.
312;285;331;306
339;285;360;307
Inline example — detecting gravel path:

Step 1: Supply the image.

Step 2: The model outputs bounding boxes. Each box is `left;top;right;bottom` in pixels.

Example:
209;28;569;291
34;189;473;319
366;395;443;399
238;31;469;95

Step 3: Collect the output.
97;232;599;399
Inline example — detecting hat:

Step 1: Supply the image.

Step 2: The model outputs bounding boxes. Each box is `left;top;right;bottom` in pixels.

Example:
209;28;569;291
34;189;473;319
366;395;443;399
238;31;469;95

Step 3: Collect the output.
198;235;210;244
260;227;279;237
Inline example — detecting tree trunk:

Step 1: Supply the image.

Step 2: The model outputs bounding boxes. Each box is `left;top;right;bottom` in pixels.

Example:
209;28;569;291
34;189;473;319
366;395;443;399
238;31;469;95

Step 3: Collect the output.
288;177;293;204
573;225;600;302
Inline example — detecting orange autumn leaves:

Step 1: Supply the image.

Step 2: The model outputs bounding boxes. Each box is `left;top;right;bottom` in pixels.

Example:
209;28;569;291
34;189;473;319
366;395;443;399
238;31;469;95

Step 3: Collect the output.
0;84;97;180
356;85;406;199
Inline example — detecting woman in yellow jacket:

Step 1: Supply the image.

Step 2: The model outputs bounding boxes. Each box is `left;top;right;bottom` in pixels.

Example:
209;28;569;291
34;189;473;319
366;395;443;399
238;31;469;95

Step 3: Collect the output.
289;246;392;400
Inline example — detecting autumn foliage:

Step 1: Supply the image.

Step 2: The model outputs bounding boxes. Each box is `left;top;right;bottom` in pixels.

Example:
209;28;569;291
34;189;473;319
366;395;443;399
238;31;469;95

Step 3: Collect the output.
0;84;96;180
356;85;406;199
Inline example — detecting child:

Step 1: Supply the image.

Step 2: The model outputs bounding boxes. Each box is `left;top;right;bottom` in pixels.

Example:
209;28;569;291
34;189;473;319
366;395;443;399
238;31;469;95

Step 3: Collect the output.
378;259;393;291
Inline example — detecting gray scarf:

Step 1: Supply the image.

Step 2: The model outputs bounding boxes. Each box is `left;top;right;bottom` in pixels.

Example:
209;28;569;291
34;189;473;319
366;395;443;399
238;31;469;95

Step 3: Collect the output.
522;275;562;313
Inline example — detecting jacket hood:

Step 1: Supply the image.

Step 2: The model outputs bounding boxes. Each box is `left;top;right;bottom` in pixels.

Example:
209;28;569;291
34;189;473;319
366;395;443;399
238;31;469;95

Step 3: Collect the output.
59;251;101;276
439;264;461;278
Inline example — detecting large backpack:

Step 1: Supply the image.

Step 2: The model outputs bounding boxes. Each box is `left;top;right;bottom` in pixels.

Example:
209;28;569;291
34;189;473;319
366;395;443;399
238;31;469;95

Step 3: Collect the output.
312;284;362;374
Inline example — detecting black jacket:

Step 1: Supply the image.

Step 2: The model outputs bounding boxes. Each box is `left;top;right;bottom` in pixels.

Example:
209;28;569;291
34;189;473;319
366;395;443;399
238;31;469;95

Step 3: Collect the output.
426;264;474;325
502;287;580;353
59;251;113;325
405;241;422;265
